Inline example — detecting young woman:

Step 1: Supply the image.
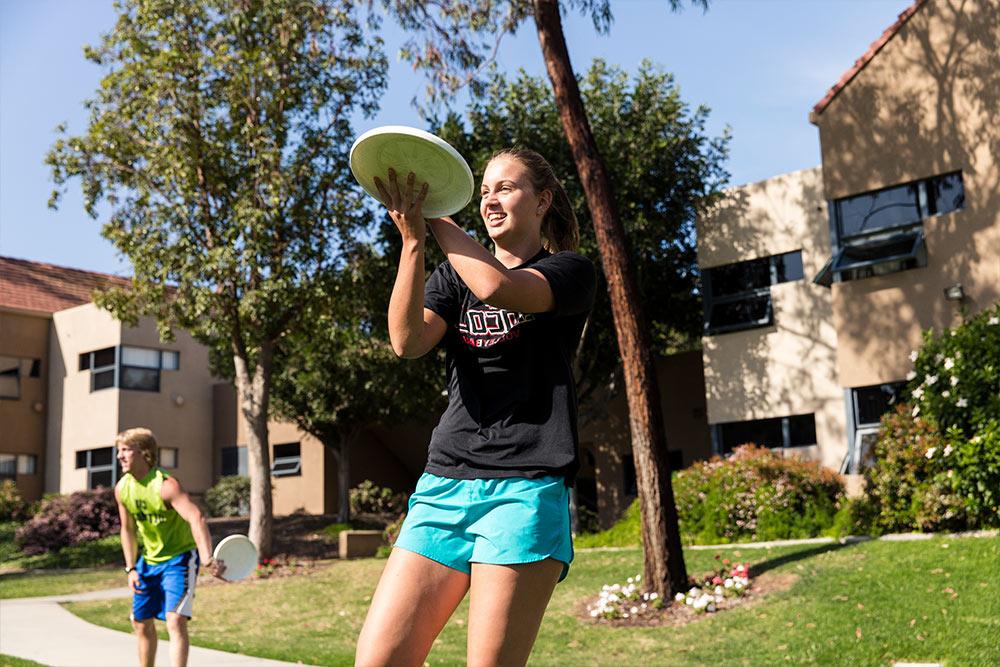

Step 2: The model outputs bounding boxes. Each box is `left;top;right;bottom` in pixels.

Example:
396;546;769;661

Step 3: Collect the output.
355;148;596;667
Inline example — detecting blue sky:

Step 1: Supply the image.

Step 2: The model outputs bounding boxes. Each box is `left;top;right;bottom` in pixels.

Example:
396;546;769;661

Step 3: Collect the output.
0;0;912;276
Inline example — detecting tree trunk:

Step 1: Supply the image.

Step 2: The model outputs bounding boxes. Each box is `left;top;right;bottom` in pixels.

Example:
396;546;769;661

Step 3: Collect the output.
532;0;688;596
334;425;359;523
233;344;274;558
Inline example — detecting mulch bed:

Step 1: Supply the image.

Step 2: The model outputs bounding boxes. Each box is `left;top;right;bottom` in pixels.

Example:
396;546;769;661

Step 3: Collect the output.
578;572;799;628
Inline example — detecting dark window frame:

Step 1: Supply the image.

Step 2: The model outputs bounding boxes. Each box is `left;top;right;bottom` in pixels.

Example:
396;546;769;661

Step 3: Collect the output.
0;356;21;400
75;446;119;489
271;442;302;478
712;413;818;454
703;251;803;336
80;345;180;393
815;172;963;287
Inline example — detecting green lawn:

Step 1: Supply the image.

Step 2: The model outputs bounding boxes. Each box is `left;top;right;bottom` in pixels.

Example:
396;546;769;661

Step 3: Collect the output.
0;568;125;600
65;536;999;666
0;655;47;667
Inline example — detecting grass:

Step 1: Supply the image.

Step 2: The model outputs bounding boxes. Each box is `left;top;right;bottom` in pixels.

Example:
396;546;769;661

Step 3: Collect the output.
65;535;999;666
0;568;125;600
0;655;47;667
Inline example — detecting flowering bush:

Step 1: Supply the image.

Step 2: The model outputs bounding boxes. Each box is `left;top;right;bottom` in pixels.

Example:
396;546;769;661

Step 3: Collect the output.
672;445;844;544
256;557;277;578
673;558;752;613
16;488;120;555
587;574;661;620
904;303;1000;437
349;480;406;516
0;480;32;522
866;409;1000;533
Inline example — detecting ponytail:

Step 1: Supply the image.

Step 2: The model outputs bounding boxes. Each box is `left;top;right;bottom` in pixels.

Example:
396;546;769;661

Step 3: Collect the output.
488;148;579;253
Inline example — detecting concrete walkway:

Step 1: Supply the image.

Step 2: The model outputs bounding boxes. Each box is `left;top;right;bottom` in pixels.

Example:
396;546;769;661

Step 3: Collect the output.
0;588;314;667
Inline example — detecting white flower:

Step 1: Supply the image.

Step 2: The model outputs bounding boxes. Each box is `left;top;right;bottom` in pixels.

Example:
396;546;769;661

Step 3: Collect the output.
989;316;999;325
627;577;634;584
935;353;945;364
649;592;658;600
707;604;717;613
943;445;953;457
956;397;968;408
909;350;919;362
925;447;937;459
912;405;921;417
951;375;959;387
675;592;685;602
906;370;917;381
630;606;639;614
926;374;939;385
944;358;955;370
942;390;951;398
714;586;724;596
635;575;641;582
589;609;599;617
913;387;924;399
724;578;734;589
685;596;693;605
735;581;744;590
947;469;954;478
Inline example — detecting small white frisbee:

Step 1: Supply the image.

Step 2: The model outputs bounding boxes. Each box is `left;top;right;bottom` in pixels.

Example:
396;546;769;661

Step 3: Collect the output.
350;125;474;218
212;534;258;582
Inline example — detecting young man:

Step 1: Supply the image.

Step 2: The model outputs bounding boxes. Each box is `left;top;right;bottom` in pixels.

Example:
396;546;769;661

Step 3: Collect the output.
114;428;226;667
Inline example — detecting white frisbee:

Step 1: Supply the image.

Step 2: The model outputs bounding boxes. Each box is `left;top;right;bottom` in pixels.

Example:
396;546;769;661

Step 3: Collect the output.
212;534;258;582
350;125;474;218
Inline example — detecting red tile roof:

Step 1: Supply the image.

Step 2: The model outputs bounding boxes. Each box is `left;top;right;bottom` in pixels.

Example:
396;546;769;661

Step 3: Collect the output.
0;256;131;316
810;0;927;122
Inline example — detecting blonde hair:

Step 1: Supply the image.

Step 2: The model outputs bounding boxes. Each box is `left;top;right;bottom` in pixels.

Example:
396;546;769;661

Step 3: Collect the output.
488;148;580;253
115;428;158;467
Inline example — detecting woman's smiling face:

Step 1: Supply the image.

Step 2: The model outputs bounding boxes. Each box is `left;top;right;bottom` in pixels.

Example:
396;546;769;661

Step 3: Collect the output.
479;157;549;244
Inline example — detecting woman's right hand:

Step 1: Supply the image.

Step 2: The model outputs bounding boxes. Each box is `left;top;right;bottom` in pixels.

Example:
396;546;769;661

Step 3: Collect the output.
374;168;430;243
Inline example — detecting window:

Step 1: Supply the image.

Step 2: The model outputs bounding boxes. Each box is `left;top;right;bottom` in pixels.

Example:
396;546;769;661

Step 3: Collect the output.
159;447;178;469
0;357;20;399
703;251;803;335
80;346;180;392
271;443;301;477
815;172;963;286
75;447;118;489
0;454;15;482
713;413;818;454
221;446;247;477
852;381;906;427
17;454;37;475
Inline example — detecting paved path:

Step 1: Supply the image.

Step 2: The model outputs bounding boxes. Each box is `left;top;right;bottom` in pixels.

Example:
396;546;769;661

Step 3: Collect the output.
0;588;314;667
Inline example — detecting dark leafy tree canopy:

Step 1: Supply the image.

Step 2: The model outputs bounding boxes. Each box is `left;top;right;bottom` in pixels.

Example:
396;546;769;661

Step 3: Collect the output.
431;60;729;408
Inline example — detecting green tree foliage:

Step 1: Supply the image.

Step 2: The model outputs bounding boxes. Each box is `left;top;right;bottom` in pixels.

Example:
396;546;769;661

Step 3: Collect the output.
270;249;445;522
433;61;729;407
46;0;388;556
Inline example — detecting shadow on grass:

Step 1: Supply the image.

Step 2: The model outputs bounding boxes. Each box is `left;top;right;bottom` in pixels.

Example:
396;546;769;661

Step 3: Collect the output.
749;540;865;578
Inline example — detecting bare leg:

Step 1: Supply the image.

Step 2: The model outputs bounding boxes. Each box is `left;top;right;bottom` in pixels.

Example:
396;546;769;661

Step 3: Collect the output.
466;559;563;667
132;618;157;667
355;548;471;667
165;613;190;667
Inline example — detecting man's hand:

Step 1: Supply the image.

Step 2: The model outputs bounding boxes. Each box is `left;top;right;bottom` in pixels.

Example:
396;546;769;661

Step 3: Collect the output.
203;557;227;580
127;569;142;594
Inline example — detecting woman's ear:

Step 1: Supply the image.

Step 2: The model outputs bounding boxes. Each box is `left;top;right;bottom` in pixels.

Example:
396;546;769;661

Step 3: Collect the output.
537;189;553;216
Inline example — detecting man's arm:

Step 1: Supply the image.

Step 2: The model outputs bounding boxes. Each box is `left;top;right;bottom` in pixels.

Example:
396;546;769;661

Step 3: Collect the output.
115;486;141;593
160;477;226;578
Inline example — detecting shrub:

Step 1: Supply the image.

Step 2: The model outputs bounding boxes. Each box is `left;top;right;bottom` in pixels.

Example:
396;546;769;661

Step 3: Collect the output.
905;303;1000;437
866;408;1000;533
349;480;406;516
0;480;31;522
16;488;120;555
204;475;250;517
578;446;844;547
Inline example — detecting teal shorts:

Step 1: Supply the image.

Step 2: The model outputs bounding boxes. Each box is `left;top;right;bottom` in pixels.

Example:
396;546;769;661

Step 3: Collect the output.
394;472;574;582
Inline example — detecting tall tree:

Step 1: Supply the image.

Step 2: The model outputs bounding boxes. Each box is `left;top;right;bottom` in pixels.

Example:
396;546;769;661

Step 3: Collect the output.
433;61;729;411
382;0;710;596
270;246;446;523
47;0;387;557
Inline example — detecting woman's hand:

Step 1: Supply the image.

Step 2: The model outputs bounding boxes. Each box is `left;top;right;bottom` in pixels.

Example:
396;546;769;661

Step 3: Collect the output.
374;169;430;244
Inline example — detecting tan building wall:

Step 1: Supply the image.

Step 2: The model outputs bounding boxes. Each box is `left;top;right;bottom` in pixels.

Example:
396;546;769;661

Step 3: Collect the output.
813;0;1000;387
697;167;847;471
118;317;216;493
579;351;712;529
49;304;121;493
0;309;50;500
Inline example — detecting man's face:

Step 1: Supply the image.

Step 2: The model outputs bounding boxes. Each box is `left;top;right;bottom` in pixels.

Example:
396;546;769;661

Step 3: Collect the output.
116;443;144;474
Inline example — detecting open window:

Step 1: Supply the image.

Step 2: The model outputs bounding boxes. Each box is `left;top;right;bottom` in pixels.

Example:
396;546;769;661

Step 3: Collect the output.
270;443;301;477
703;250;803;335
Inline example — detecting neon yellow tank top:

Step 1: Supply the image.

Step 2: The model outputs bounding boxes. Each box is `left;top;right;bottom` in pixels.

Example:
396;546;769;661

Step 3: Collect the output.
116;468;197;564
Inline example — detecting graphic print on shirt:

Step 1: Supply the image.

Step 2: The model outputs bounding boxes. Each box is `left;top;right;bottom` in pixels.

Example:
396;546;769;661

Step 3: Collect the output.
458;301;535;348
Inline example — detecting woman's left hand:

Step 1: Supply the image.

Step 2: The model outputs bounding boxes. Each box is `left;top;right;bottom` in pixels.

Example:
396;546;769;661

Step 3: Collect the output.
374;169;430;243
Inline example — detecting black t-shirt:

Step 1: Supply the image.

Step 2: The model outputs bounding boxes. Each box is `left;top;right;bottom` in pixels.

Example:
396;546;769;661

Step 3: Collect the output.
423;248;596;482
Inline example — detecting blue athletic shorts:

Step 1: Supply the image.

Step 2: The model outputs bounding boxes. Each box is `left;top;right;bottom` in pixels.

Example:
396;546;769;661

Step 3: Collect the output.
394;473;574;582
131;549;199;621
